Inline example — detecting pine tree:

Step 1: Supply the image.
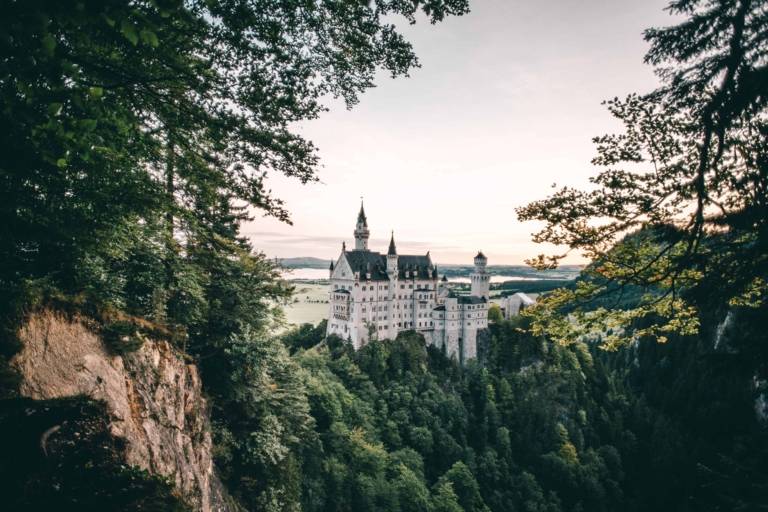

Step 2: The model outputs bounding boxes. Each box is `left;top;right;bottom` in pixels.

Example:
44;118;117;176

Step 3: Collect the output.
517;0;768;346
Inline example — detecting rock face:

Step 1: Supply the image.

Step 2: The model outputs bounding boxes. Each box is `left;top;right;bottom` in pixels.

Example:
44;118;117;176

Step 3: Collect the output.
11;310;229;512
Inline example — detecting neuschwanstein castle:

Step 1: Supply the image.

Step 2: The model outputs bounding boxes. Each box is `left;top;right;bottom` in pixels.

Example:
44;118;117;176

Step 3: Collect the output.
326;203;490;362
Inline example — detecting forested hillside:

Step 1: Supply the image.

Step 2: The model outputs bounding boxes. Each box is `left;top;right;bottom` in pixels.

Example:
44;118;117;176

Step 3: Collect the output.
267;305;767;512
1;0;767;511
281;323;631;512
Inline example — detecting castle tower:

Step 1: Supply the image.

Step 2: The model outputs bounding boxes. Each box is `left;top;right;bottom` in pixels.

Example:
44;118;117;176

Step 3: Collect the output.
387;231;398;276
470;251;490;299
354;200;370;250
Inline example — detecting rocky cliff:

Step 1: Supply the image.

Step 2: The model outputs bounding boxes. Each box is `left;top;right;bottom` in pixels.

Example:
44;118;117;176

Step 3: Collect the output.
10;309;230;511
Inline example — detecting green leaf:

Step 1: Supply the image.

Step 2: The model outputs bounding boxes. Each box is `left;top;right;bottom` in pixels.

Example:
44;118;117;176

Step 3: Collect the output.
56;158;67;168
89;86;104;98
140;29;159;48
41;33;57;55
120;19;139;46
48;103;63;116
81;119;98;131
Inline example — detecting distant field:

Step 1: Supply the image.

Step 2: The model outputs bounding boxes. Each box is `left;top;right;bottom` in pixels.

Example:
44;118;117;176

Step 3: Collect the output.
284;283;328;326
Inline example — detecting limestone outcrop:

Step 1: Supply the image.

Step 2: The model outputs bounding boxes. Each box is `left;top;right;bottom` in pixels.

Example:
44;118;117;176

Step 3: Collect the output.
11;310;230;511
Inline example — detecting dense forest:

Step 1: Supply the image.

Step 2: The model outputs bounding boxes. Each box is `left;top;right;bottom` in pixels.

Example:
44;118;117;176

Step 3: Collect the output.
1;0;767;511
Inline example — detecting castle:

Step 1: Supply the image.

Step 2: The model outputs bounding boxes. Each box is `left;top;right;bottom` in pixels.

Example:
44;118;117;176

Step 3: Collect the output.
326;202;489;362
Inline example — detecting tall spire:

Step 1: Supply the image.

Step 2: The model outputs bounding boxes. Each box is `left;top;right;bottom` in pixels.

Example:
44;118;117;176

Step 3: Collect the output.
357;198;367;227
388;230;397;255
386;230;398;276
353;199;370;250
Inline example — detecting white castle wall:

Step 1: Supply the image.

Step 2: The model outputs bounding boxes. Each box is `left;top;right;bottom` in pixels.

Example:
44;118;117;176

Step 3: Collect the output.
325;210;489;363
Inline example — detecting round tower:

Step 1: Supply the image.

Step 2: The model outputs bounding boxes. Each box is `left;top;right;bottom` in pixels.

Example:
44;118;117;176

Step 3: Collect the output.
353;200;369;250
470;251;490;299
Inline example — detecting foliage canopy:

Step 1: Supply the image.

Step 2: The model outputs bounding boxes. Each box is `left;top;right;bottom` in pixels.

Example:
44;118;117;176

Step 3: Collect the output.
517;0;768;346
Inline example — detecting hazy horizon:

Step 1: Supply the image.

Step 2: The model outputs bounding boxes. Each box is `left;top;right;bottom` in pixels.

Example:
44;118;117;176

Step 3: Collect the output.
277;255;584;266
244;0;672;265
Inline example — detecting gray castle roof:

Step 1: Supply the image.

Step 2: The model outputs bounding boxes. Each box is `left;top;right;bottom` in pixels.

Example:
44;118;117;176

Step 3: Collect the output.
344;250;388;280
458;295;487;304
342;250;435;281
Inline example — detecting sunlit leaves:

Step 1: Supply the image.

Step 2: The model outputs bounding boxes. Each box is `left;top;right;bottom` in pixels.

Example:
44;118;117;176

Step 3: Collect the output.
728;277;767;308
119;19;139;46
517;3;768;346
516;0;768;354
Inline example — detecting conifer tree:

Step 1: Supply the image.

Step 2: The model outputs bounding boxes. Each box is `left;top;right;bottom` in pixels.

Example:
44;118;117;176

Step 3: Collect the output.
517;0;768;345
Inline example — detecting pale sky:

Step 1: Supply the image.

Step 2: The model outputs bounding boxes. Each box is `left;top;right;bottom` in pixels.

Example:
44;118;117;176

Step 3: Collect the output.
244;0;673;265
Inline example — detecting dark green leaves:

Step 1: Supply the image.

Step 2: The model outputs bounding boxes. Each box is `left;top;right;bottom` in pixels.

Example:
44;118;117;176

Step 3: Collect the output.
0;0;469;341
41;33;57;55
119;19;139;46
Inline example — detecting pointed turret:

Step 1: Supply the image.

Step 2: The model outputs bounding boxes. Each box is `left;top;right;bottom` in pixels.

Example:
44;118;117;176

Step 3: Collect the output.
357;201;367;226
387;230;398;277
329;259;334;278
353;200;370;250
